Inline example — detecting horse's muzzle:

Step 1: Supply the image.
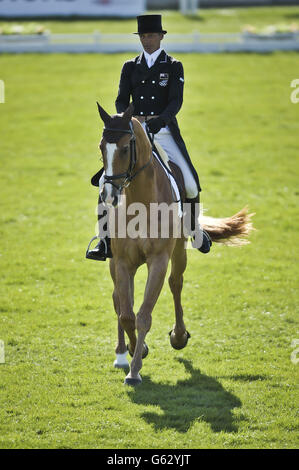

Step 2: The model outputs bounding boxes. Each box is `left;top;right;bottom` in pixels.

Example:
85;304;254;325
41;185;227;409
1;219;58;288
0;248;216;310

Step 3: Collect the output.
101;186;120;208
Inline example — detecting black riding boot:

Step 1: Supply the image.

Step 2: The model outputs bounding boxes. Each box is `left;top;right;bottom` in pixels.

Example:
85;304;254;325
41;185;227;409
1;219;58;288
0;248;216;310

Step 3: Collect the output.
85;197;112;261
185;195;212;254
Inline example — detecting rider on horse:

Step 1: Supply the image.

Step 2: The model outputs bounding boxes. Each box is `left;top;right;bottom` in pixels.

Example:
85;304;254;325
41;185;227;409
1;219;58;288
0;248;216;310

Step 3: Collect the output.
86;14;212;261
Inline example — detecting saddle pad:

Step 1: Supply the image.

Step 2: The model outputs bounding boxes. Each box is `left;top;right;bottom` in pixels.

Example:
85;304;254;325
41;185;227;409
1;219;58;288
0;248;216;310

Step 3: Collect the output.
153;151;183;218
154;141;171;171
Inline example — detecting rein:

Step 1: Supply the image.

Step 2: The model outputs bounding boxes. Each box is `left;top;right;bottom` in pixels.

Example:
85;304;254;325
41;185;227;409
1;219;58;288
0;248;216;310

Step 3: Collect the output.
103;121;152;193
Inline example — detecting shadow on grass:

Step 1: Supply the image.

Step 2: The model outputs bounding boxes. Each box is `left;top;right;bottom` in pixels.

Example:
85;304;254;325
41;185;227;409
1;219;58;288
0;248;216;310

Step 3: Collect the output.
126;358;242;434
222;374;268;382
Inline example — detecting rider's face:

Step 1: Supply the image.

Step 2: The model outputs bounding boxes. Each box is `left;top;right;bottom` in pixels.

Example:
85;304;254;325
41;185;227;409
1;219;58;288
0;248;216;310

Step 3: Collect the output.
139;32;163;55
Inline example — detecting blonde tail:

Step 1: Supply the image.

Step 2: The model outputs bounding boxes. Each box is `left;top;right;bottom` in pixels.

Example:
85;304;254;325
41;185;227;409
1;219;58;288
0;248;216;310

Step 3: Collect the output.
199;206;255;246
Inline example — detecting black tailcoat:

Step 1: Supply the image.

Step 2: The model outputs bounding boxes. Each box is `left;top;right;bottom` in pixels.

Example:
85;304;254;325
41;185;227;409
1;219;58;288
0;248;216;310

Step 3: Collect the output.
115;50;201;192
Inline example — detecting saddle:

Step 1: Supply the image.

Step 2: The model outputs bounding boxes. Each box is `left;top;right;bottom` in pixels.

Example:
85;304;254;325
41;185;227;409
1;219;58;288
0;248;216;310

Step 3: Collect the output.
169;161;186;204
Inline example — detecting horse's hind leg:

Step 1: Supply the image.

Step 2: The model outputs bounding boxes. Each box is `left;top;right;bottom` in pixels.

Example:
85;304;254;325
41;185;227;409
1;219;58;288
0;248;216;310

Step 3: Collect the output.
168;238;190;350
125;253;170;386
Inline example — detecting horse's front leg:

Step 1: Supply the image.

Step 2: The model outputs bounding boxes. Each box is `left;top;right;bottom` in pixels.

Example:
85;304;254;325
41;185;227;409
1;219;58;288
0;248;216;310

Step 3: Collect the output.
115;259;137;355
125;253;170;386
110;259;135;369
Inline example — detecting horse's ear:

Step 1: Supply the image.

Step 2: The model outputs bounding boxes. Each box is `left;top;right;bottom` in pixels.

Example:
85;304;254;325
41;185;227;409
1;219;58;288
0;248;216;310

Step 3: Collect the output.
97;102;111;124
122;103;134;122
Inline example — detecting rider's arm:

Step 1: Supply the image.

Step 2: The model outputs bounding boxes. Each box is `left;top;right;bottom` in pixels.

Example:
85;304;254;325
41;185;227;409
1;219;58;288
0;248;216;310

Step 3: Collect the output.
115;61;133;113
159;61;184;126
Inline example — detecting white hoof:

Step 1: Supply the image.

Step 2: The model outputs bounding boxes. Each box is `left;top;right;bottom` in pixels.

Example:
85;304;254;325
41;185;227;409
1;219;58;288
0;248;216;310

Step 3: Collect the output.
113;352;129;369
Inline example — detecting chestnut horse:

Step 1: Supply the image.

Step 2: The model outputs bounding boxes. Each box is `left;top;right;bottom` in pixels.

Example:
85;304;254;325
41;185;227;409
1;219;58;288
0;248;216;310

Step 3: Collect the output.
96;103;254;386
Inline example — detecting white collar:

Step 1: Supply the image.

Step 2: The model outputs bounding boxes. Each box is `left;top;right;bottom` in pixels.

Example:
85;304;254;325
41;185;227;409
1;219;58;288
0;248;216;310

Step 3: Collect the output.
143;47;163;68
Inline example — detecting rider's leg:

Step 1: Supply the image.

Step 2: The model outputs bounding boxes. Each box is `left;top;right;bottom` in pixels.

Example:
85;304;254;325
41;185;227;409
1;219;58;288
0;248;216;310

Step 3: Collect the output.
185;194;212;254
152;127;212;253
86;176;112;261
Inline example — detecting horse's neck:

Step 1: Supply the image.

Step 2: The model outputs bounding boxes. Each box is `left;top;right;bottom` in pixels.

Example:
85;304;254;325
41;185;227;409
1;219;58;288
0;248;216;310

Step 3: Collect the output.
125;121;158;206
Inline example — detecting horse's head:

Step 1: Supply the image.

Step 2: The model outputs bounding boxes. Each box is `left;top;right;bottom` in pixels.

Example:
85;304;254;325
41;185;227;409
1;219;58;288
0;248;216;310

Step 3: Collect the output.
97;102;135;207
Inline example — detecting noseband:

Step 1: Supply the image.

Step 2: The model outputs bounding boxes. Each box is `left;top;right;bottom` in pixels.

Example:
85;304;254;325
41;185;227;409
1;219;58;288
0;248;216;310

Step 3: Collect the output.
103;121;152;193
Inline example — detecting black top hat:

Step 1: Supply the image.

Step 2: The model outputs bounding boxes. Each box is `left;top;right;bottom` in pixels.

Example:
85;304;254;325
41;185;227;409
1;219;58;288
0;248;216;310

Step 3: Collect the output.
134;15;167;35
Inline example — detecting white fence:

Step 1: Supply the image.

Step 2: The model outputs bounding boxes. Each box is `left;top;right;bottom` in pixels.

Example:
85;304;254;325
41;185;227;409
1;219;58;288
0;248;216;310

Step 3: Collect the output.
1;32;299;53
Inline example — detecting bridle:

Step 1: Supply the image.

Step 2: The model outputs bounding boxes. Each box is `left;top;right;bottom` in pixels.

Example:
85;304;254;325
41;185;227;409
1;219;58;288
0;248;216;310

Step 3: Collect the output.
102;121;152;194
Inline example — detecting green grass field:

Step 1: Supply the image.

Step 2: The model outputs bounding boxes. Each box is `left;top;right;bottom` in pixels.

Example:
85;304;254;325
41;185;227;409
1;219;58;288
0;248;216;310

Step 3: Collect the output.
0;7;299;450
